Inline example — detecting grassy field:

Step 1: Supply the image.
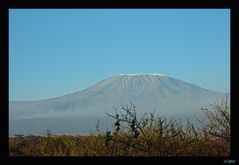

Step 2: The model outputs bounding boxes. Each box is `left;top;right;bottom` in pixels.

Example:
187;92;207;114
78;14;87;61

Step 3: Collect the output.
9;99;230;156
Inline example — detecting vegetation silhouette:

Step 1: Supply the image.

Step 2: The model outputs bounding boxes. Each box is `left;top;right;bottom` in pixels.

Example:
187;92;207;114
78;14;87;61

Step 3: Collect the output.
9;98;230;156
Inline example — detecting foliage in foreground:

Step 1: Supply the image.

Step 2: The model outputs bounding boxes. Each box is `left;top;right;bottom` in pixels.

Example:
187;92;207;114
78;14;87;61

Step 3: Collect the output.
9;99;230;156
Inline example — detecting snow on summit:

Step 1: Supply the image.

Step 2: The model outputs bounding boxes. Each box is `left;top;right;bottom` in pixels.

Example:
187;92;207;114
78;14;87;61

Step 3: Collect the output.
119;73;165;76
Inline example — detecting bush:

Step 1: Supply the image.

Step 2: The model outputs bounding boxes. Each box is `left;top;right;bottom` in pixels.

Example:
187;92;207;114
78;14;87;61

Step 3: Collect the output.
103;99;230;156
9;99;230;156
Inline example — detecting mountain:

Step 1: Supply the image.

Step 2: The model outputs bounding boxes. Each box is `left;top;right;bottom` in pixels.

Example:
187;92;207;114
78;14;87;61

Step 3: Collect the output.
9;74;228;120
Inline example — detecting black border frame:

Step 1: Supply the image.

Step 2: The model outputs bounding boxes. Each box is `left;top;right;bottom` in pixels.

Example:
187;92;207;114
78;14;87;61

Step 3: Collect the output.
1;0;239;164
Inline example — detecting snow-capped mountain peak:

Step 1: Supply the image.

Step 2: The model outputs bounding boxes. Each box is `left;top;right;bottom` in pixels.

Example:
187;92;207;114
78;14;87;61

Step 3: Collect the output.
10;74;228;120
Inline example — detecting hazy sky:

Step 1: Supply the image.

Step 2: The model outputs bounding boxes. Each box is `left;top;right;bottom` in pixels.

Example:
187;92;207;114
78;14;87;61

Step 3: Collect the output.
9;9;230;101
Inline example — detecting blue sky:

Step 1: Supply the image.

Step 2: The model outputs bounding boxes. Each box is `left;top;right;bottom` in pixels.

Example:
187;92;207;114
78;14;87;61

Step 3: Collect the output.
9;9;230;101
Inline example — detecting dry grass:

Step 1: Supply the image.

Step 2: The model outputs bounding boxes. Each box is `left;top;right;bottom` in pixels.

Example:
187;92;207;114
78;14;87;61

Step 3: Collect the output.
9;99;230;156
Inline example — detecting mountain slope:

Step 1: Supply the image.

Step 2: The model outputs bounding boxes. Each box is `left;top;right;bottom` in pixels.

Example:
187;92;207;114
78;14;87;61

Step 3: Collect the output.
9;74;227;119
